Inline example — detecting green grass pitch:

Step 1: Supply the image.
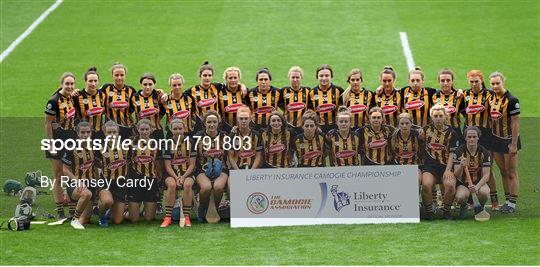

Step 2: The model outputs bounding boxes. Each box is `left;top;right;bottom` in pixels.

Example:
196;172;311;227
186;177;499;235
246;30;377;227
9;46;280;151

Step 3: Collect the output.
1;0;539;265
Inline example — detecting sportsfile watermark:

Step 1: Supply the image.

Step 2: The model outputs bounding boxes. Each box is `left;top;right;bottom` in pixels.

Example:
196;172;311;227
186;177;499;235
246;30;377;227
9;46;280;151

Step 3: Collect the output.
40;135;252;154
38;175;155;191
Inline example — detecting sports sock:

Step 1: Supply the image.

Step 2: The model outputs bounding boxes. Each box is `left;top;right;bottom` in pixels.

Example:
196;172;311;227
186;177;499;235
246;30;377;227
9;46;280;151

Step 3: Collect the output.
183;205;191;216
56;201;65;217
165;205;173;218
490;191;498;203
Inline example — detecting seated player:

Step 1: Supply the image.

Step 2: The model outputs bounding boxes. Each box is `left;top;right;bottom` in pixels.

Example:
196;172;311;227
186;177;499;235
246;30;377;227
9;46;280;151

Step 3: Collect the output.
228;107;263;170
453;126;491;219
327;107;361;166
261;111;294;168
292;110;327;167
357;107;395;165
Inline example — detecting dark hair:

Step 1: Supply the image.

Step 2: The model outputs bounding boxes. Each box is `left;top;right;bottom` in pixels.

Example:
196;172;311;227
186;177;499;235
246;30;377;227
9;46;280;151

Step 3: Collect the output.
199;61;214;76
380;66;396;80
267;111;288;133
316;64;333;79
139;73;156;84
256;67;272;81
302;110;320;126
84;67;99;81
464;126;482;138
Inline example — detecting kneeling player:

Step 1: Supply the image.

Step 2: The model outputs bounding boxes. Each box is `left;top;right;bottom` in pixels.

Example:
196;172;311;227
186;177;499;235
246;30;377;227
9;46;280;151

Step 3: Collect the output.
228;107;263;170
161;119;196;227
327;107;361;166
293;110;327;167
453;126;491;219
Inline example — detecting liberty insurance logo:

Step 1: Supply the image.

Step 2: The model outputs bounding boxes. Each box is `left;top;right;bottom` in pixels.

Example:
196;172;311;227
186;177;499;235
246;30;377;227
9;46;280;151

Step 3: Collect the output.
330;185;351;212
246;192;269;214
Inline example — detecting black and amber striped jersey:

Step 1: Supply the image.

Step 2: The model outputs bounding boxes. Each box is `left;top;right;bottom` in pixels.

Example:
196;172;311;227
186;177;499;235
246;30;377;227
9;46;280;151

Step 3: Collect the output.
357;125;394;165
453;144;491;183
376;89;402;127
400;86;437;127
246;86;282;128
280;86;311;128
102;84;137;127
45;90;76;130
131;90;165;130
186;83;222;118
489;91;520;139
163;93;197;133
162;136;195;176
432;89;464;128
62;147;99;180
390;129;422;165
192;130;228;172
97;144;130;180
261;129;293;168
345;88;375;129
326;130;361;166
462;88;492;129
230;129;263;169
309;84;343;126
293;133;327;167
423;124;459;166
131;137;161;178
73;89;105;132
218;86;246;130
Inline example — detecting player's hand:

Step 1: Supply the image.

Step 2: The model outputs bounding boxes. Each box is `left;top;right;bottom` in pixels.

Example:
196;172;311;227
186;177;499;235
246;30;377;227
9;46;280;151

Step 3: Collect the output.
160;93;169;104
376;85;384;96
71;90;81;97
176;177;184;189
459;156;468;167
456;89;464;97
417;128;425;140
468;184;478;193
509;143;518;155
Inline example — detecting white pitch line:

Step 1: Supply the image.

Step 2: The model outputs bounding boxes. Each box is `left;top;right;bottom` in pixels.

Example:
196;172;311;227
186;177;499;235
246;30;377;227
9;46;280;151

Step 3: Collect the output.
0;0;63;63
399;32;416;71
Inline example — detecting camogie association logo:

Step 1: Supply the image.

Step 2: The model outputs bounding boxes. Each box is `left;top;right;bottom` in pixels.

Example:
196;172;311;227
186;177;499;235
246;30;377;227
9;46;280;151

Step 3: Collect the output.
330;185;350;212
246;192;269;214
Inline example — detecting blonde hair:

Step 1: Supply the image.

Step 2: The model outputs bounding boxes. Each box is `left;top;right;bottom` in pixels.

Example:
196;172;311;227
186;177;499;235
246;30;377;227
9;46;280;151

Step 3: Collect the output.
398;112;412;123
408;67;424;80
342;68;363;104
288;66;304;79
430;104;447;118
489;71;506;83
223;67;242;82
302;109;320;126
169;73;185;85
111;62;127;74
168;118;186;131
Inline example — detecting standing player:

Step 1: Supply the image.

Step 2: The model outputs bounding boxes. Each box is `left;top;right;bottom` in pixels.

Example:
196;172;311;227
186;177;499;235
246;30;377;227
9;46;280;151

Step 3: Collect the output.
358;107;395;165
97;120;130;225
102;63;137;139
132;73;165;140
163;73;197;138
309;64;344;133
401;68;437;128
281;66;311;135
261;111;293;168
228;107;263;170
161;119;196;227
73;67;105;139
293;110;328;167
488;72;521;213
421;105;459;220
246;68;282;130
193;111;229;222
433;68;464;142
127;119;162;223
327;107;361;166
342;68;375;131
44;72;77;221
186;61;222;130
218;67;246;133
462;70;499;210
453;126;491;219
375;66;402;128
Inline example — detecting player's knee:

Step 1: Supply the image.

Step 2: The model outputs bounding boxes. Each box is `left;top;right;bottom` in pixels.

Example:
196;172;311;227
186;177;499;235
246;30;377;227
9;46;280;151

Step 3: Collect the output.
184;179;194;189
81;189;92;200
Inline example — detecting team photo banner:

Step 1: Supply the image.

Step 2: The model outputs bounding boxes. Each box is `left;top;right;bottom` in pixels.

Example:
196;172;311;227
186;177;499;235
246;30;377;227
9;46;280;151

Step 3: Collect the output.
230;165;420;228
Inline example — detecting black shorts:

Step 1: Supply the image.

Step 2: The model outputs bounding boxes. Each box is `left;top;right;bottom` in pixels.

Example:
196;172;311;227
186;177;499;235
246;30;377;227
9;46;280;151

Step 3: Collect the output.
119;125;134;140
91;130;105;140
66;179;98;202
107;179;127;202
421;162;446;183
126;172;160;203
491;136;521;154
451;126;464;145
478;127;492;150
45;129;77;160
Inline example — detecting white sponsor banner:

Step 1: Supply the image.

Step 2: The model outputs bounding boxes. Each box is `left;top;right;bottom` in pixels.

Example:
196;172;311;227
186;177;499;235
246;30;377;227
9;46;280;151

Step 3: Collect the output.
230;165;420;228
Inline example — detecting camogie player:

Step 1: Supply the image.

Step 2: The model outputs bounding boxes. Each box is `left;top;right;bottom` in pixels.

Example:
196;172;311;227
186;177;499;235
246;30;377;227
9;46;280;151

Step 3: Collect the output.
488;72;521;213
61;121;105;229
161;119;196;227
261;111;294;168
421;105;459;220
73;67;105;139
44;72;77;221
400;68;437;128
280;66;311;135
127;119;162;223
342;68;375;131
132;73;166;140
327;107;361;166
390;113;422;167
433;68;464;142
228;107;264;170
96;120;130;225
375;66;402;128
358;107;395;165
310;64;344;133
218;67;246;133
163;73;197;137
292;110;328;167
462;70;499;209
102;63;137;139
193;111;229;222
186;61;221;128
246;68;282;130
453;126;492;219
